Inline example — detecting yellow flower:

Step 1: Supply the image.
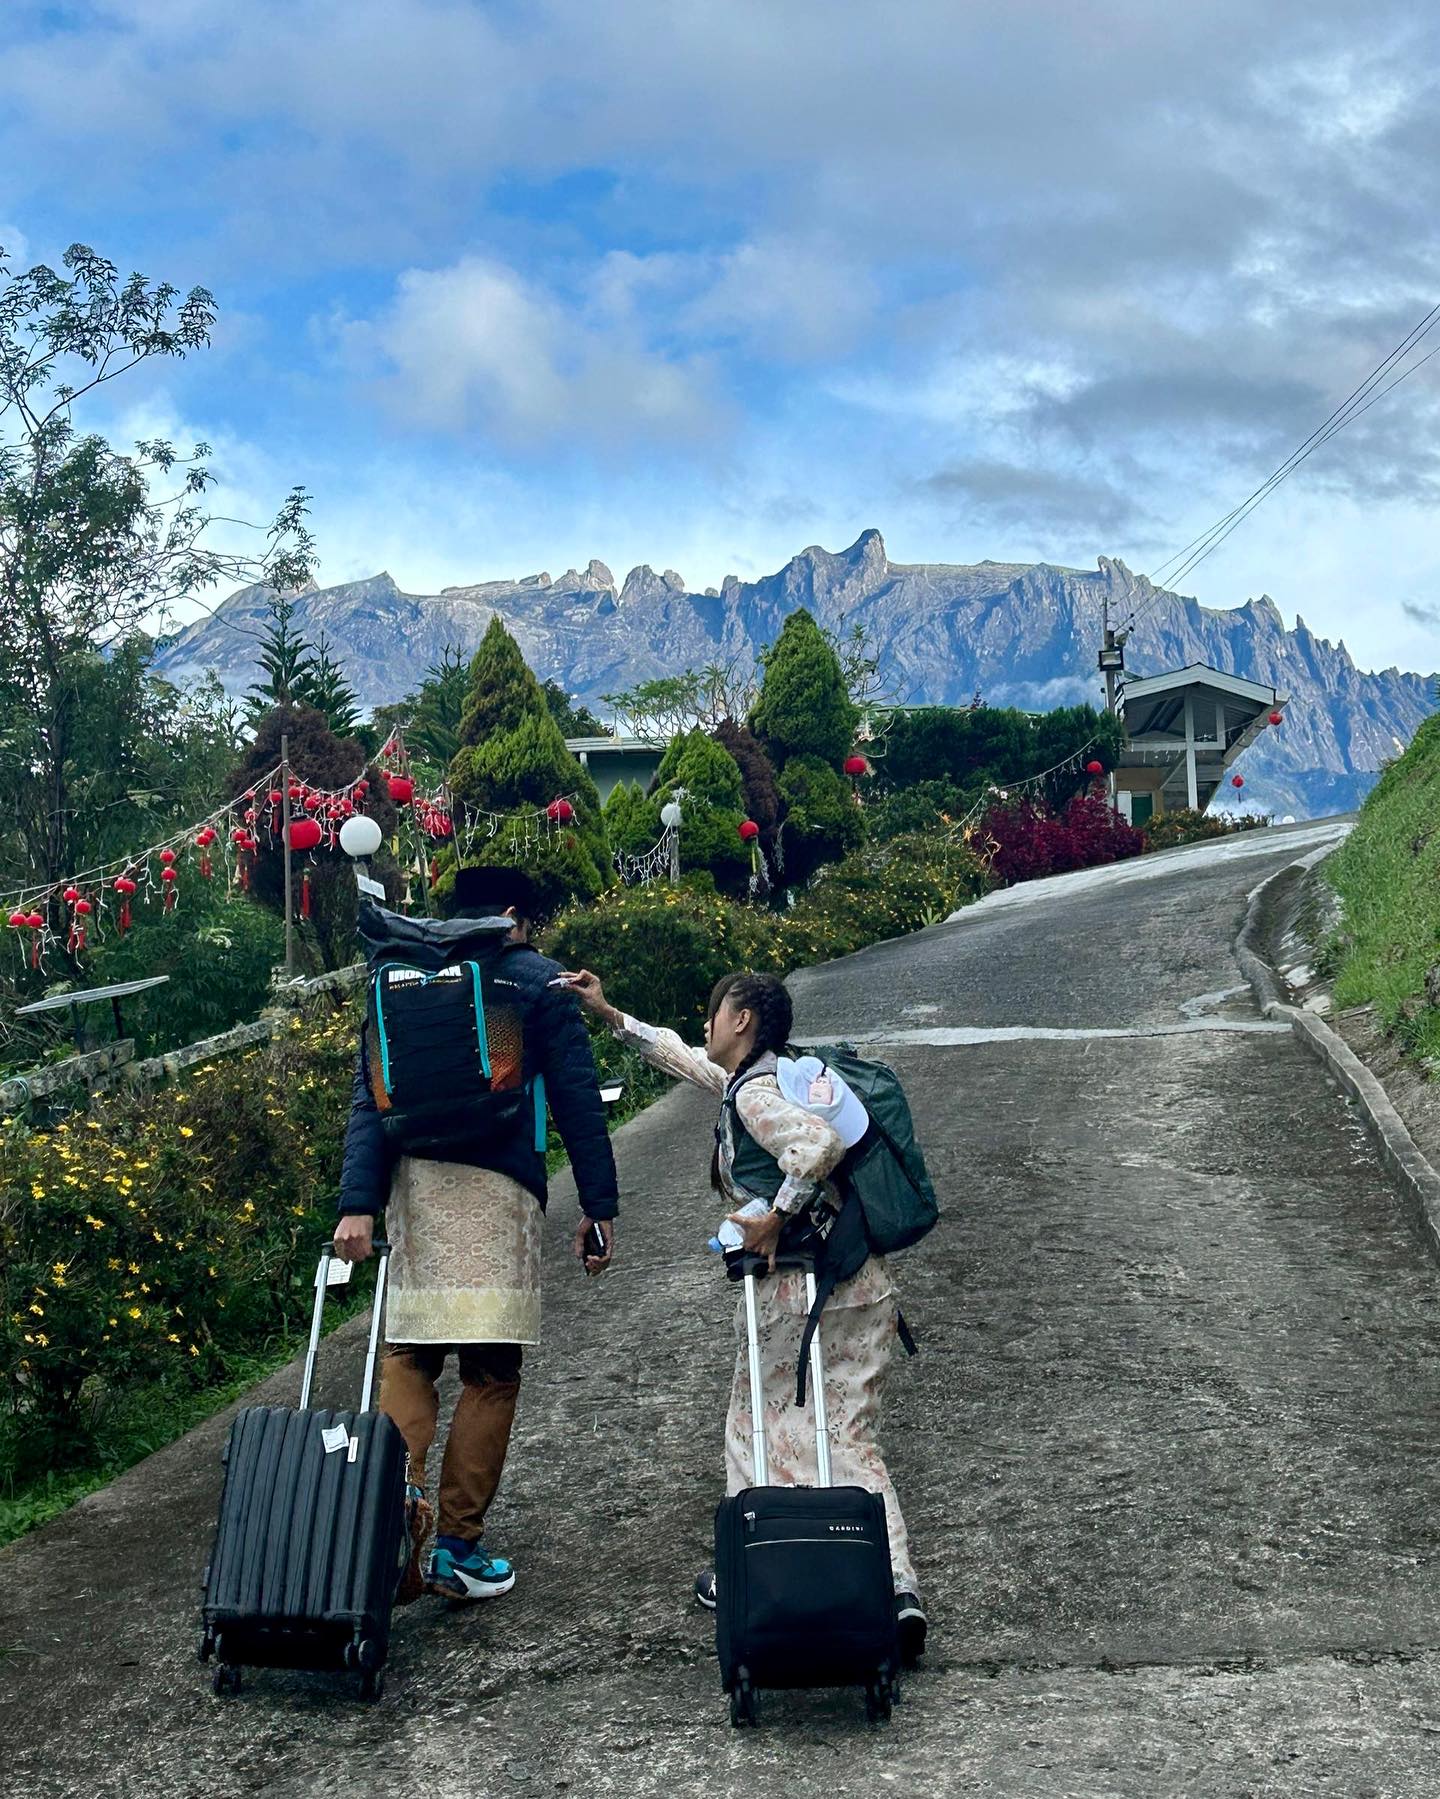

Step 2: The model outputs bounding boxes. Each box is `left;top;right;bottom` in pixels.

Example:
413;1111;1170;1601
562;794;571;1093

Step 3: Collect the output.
140;1282;151;1294
128;1262;140;1275
128;1306;142;1319
208;1266;218;1278
108;1317;118;1327
107;1258;121;1271
86;1120;100;1130
167;1333;180;1344
31;1185;45;1200
134;1159;150;1170
178;1126;194;1139
189;1345;200;1357
52;1261;67;1277
28;1303;43;1317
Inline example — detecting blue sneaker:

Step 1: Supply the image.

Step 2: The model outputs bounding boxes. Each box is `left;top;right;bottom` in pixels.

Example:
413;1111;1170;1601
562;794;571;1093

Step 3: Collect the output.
424;1538;517;1601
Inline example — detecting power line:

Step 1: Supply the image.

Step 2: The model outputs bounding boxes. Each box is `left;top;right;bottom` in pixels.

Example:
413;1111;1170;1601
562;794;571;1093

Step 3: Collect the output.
1119;299;1440;634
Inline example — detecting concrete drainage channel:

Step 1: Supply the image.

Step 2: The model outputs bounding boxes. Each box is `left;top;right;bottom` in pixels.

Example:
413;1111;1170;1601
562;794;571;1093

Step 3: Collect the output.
1239;837;1440;1265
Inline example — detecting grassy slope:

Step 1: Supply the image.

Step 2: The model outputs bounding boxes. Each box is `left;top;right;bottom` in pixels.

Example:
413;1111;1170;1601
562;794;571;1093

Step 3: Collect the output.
1325;712;1440;1059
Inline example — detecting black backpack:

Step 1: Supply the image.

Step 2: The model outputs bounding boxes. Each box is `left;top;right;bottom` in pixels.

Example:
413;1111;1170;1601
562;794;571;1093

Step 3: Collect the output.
359;902;548;1161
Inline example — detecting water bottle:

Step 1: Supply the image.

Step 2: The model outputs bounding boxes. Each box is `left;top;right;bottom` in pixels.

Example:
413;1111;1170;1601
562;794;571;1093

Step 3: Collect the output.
708;1198;770;1253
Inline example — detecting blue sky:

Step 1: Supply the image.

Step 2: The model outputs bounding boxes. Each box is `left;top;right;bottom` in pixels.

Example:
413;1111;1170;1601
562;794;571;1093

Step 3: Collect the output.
4;0;1440;670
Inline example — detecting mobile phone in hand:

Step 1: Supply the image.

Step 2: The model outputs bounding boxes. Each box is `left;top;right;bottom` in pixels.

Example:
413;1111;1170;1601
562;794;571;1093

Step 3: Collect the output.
582;1220;607;1265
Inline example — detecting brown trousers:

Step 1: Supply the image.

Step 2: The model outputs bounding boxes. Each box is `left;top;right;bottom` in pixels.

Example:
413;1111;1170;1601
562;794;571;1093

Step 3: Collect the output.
378;1342;523;1543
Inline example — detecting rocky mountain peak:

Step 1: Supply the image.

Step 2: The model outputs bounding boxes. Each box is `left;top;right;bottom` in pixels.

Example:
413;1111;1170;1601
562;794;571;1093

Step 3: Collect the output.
155;536;1436;822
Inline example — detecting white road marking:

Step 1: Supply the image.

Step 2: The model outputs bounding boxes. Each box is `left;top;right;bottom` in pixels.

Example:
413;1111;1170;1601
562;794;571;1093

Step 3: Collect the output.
797;1020;1294;1047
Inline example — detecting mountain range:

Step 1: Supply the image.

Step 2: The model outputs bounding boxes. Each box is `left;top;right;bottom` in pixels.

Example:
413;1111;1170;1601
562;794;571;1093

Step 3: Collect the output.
154;529;1437;819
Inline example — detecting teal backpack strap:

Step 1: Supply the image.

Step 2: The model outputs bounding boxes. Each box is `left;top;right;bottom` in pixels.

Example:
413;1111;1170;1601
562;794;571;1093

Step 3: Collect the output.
532;1073;547;1153
464;960;492;1080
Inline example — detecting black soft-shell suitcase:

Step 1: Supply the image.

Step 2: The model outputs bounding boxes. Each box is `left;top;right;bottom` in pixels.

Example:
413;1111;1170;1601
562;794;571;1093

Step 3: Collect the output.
714;1255;899;1726
198;1242;408;1702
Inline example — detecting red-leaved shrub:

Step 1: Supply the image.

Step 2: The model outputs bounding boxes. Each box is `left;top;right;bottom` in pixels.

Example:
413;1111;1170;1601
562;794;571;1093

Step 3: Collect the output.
983;787;1144;885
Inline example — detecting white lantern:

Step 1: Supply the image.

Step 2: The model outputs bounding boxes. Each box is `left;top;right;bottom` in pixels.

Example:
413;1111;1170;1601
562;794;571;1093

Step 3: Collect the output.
339;815;384;859
660;798;682;831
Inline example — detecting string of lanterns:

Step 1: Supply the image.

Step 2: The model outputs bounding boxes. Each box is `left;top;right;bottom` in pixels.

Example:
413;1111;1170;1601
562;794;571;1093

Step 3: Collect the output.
4;722;585;967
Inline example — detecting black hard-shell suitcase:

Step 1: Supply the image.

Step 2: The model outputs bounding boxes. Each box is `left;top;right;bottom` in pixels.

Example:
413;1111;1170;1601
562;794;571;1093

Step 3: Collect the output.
714;1255;899;1726
198;1242;408;1702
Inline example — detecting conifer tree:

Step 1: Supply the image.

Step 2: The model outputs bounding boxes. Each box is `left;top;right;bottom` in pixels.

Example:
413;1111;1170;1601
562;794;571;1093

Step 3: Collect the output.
245;592;318;724
306;630;362;737
750;608;860;769
446;617;608;915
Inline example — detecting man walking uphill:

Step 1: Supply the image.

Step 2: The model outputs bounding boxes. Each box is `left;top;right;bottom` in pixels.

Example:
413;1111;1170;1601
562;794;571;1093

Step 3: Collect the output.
332;864;619;1603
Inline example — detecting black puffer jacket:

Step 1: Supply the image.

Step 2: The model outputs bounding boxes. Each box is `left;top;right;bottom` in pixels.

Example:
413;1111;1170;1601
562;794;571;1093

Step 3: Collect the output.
337;905;619;1221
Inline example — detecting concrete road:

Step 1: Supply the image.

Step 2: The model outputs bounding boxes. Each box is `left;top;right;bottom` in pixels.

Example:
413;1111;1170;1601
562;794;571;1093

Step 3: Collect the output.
8;820;1440;1798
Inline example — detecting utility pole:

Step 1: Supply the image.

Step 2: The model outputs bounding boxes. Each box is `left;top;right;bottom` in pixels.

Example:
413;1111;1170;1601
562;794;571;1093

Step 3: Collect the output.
1097;604;1129;811
281;731;295;976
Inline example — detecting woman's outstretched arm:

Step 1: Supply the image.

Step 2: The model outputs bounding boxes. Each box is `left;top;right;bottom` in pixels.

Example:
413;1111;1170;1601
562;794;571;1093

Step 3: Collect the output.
562;969;727;1097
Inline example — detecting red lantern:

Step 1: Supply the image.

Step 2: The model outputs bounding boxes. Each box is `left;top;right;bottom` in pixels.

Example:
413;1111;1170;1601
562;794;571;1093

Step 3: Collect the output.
7;909;26;929
354;780;368;799
1269;711;1284;727
73;898;92;915
62;886;80;904
159;846;177;866
195;828;216;878
304;793;322;812
1086;759;1104;776
113;875;137;933
1231;774;1245;789
288;784;304;801
26;912;43;927
387;774;414;805
546;798;574;824
161;865;178;912
288;818;323;852
268;789;283;807
232;827;249;844
843;755;868;778
738;819;760;842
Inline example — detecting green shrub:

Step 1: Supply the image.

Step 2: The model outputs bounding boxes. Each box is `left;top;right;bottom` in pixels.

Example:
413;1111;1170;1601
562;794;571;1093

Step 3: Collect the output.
778;754;864;887
651;729;750;893
1140;807;1271;851
0;1003;357;1487
544;883;777;1035
865;779;967;842
86;885;285;1056
603;780;656;859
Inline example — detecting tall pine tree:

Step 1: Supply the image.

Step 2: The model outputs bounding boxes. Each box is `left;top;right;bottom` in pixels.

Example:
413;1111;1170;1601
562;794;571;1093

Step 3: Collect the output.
245;592;318;724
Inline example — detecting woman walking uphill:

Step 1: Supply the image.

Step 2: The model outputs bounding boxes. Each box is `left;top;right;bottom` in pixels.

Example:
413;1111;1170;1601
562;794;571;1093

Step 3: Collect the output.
564;965;928;1665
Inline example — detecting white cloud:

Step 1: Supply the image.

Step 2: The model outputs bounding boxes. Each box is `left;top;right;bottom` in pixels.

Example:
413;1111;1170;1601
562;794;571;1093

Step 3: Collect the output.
331;255;721;444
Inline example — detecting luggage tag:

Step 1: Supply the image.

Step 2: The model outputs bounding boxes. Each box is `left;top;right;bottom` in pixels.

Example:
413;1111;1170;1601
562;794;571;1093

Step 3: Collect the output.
321;1424;350;1454
319;1258;354;1289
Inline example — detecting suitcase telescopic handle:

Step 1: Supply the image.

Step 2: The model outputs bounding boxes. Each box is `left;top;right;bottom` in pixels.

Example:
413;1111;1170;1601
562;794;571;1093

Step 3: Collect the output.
299;1239;392;1414
738;1262;832;1489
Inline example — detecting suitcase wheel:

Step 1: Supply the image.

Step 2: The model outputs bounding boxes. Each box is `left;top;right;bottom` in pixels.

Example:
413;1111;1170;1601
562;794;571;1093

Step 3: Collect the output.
865;1678;893;1725
728;1671;758;1729
212;1663;242;1698
359;1667;385;1705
